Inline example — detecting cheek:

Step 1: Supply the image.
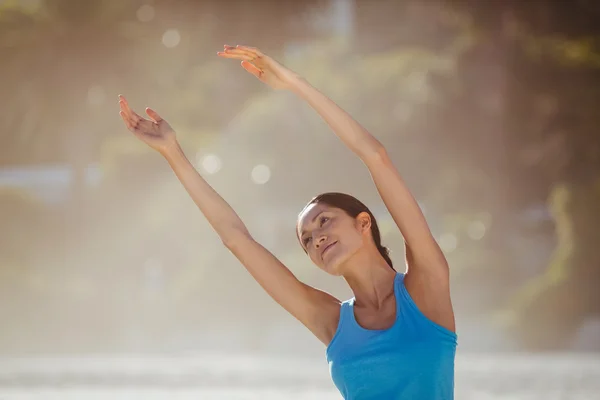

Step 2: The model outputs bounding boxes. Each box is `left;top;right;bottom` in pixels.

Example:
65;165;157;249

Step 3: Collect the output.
339;228;365;252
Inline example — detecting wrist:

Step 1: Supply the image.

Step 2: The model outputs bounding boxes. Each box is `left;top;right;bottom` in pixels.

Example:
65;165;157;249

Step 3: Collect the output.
159;139;182;159
286;74;309;93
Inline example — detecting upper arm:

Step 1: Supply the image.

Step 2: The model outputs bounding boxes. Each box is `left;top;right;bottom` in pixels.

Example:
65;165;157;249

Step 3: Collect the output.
224;233;341;345
364;148;455;332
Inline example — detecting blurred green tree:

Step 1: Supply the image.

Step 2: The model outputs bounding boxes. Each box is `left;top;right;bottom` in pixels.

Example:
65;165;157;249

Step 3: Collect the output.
446;0;600;349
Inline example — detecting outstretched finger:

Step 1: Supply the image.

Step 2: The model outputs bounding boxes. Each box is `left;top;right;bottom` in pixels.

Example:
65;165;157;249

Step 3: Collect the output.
217;51;255;62
122;102;144;124
120;111;136;132
241;61;262;78
118;95;145;121
145;108;163;123
222;46;261;59
118;98;129;115
236;45;263;57
119;100;142;124
118;95;132;113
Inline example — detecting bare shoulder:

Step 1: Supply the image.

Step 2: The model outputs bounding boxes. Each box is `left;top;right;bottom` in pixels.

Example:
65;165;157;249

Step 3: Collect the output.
302;284;342;346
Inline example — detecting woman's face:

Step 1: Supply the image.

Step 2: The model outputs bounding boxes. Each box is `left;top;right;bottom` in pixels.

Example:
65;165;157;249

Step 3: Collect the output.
297;203;370;276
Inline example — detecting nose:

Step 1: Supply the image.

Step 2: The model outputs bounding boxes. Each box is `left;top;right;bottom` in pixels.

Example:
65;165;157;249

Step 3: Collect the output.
314;234;327;248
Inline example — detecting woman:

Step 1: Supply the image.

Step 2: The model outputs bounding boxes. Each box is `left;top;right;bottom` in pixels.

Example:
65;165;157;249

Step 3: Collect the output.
118;45;457;399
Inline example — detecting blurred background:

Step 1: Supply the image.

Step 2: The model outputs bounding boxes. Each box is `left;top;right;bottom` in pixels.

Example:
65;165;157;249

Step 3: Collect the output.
0;0;599;398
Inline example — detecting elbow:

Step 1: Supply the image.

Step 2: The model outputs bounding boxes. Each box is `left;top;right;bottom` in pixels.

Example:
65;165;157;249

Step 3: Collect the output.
361;143;389;164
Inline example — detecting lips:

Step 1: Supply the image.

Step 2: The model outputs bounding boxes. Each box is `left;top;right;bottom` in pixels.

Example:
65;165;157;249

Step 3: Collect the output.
321;241;338;259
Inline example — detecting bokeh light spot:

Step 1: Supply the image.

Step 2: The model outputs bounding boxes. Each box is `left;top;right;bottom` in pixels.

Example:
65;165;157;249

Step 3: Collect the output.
162;29;181;48
198;153;222;174
467;220;487;240
251;164;271;184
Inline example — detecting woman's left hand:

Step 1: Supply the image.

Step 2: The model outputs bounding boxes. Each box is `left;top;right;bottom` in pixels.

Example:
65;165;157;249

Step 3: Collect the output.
217;45;300;90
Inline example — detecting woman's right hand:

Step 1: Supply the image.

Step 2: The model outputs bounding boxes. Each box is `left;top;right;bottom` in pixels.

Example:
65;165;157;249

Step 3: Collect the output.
217;45;300;90
118;95;177;153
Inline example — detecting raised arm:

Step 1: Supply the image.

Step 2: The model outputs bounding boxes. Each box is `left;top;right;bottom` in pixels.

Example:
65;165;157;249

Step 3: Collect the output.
218;46;455;333
117;95;340;344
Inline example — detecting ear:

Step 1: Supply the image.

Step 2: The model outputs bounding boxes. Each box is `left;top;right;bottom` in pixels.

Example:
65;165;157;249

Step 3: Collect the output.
356;212;372;233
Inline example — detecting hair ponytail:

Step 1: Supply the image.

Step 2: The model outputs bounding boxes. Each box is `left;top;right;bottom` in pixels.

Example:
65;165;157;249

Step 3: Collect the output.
377;244;394;269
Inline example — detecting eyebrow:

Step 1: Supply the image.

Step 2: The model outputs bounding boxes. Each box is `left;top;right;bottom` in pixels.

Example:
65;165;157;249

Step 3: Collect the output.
299;211;326;238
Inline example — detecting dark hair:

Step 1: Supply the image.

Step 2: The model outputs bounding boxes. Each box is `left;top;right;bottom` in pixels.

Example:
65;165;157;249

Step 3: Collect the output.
297;192;394;270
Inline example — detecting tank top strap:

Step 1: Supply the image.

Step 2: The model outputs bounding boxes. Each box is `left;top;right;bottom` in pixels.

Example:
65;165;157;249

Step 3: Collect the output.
393;272;405;306
326;299;354;357
339;298;354;324
394;271;458;341
394;272;415;318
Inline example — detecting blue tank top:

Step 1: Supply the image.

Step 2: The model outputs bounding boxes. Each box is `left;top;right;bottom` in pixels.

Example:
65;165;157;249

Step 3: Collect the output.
326;273;457;399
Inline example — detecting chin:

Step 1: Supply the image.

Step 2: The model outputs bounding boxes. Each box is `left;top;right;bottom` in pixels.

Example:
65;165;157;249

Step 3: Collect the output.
321;253;348;276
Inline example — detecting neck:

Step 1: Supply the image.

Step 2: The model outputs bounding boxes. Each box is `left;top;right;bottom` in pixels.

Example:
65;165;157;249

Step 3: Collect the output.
342;249;396;309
